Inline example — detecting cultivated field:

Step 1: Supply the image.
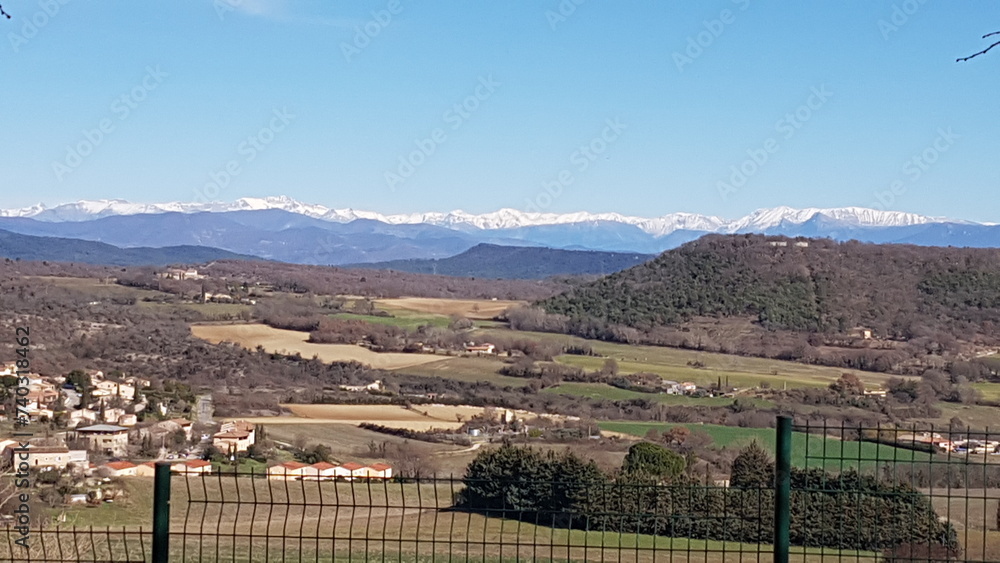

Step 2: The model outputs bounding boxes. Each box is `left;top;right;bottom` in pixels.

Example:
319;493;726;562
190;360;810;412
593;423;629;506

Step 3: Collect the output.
190;323;448;370
394;356;529;387
376;297;524;320
470;327;910;390
238;404;477;431
544;382;774;408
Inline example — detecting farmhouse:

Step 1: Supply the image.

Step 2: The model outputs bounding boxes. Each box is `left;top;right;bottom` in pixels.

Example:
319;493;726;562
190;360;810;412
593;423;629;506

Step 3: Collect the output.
464;342;496;355
161;268;203;280
340;380;383;393
74;424;130;456
849;327;873;340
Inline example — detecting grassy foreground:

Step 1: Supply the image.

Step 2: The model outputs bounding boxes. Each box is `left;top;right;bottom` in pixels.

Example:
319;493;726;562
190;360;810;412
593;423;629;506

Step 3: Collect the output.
30;477;879;562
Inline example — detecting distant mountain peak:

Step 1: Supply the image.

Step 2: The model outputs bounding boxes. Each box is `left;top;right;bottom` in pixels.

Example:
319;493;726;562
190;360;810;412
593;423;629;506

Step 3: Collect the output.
0;197;971;238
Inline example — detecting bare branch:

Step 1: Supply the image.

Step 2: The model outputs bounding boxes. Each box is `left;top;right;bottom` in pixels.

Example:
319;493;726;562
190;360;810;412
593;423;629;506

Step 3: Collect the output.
957;31;1000;62
0;4;10;19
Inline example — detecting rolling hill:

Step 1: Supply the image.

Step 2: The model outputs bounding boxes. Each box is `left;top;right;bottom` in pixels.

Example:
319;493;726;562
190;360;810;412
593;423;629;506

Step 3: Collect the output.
539;234;1000;342
342;243;654;279
0;229;259;266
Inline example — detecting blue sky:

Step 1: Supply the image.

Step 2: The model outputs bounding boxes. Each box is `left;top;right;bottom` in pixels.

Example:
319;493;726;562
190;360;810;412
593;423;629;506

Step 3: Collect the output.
2;0;998;221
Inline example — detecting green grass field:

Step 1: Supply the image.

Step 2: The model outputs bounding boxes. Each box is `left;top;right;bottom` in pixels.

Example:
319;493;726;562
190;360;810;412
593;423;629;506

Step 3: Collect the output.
544;382;774;408
600;421;932;471
395;356;530;387
971;381;1000;402
331;310;452;330
38;477;878;563
471;327;903;391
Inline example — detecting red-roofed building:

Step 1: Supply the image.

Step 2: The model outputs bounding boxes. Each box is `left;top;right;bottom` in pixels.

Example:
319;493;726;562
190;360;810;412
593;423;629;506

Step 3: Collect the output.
333;462;366;480
102;461;138;477
135;462;157;478
366;463;393;480
307;461;339;480
267;461;308;481
171;459;213;476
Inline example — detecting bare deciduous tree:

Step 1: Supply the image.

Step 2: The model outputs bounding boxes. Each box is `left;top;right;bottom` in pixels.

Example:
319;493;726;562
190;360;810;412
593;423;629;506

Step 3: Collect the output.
957;30;1000;62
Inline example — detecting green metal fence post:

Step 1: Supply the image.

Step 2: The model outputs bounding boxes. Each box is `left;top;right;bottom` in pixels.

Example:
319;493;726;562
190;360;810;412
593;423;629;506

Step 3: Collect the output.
774;416;792;563
153;461;172;563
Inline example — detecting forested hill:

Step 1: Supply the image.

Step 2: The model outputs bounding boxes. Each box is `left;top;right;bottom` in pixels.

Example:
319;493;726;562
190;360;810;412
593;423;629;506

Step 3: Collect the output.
539;235;1000;340
0;229;258;266
343;244;653;280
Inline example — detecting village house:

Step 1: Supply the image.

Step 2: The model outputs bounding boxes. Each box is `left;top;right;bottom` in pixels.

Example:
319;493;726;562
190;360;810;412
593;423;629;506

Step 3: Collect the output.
118;413;138;427
160;268;203;280
9;445;89;470
102;407;127;425
168;418;194;441
74;424;130;456
213;422;255;454
93;379;136;402
171;459;213;475
68;409;99;428
102;461;139;477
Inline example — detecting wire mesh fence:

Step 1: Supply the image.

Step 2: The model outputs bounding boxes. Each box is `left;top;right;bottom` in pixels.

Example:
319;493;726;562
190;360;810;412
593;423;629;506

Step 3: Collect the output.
792;421;1000;562
1;417;998;561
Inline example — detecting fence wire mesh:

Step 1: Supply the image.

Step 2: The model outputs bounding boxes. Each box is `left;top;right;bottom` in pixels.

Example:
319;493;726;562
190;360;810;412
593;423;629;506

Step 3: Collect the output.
2;418;998;562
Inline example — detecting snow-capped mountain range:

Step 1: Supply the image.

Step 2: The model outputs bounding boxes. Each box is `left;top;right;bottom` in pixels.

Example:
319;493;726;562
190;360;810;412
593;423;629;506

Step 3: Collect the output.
0;196;965;237
1;196;997;266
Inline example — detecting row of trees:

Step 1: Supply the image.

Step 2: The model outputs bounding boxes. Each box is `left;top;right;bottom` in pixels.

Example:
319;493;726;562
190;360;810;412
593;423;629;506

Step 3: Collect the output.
457;442;957;552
